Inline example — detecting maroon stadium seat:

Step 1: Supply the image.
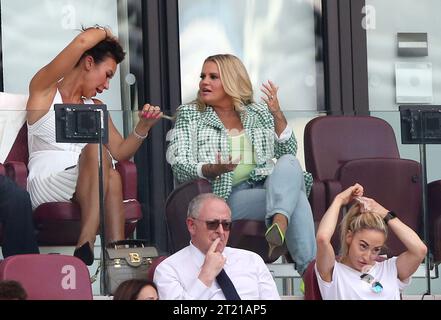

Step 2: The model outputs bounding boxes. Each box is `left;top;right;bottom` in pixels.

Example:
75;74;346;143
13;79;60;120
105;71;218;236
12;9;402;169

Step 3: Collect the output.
303;259;322;300
165;179;279;263
304;115;423;256
147;255;168;282
1;122;141;246
0;254;93;300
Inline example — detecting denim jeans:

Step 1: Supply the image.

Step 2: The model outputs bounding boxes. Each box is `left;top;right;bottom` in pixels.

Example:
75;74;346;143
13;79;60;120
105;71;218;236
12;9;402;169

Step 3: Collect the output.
226;155;316;275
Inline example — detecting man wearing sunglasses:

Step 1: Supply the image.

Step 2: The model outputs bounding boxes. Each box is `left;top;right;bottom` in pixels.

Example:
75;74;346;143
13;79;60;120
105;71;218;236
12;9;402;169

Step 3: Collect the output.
154;193;280;300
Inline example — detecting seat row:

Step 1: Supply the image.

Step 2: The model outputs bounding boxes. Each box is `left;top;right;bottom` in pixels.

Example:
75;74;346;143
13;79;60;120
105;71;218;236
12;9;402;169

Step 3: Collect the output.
1;92;441;270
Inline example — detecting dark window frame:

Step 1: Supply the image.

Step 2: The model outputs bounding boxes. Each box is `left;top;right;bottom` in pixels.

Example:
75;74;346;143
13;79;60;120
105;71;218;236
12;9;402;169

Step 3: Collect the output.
323;0;369;115
132;0;179;253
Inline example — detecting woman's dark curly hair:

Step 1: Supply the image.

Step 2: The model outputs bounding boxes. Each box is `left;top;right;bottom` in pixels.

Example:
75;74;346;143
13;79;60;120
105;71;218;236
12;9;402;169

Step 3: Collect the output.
78;26;126;66
113;279;158;300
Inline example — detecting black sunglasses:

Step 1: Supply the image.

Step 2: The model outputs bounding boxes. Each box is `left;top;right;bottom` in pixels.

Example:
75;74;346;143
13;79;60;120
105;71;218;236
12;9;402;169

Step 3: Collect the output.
193;218;233;231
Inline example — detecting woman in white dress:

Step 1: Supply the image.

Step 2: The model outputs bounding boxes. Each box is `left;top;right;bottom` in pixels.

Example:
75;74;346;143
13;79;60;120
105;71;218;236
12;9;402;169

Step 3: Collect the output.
26;26;162;265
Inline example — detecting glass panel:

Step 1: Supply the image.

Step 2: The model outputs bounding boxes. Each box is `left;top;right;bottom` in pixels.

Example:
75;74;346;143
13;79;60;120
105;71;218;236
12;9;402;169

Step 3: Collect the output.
116;0;144;138
0;0;140;135
3;109;440;187
178;0;324;111
366;0;441;110
365;0;441;183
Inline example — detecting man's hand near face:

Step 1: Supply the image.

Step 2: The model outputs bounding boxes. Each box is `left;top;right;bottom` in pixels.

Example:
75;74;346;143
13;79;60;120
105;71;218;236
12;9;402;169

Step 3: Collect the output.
198;238;226;287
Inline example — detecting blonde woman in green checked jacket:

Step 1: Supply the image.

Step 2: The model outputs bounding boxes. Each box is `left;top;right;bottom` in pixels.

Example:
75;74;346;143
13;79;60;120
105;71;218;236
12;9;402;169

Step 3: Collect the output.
167;54;316;277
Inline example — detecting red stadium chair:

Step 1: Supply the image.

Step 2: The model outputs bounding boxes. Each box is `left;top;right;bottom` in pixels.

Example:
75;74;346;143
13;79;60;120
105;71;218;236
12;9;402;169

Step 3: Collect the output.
165;179;278;263
147;255;168;282
304;115;423;256
0;254;93;300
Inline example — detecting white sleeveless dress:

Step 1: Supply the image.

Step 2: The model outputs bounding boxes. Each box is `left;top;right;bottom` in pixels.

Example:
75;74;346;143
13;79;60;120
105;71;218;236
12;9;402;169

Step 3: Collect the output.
27;90;94;209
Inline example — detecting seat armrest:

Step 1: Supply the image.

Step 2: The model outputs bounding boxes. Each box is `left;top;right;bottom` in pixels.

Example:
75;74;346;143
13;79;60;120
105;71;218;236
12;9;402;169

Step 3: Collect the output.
115;160;137;200
4;161;28;189
308;180;327;222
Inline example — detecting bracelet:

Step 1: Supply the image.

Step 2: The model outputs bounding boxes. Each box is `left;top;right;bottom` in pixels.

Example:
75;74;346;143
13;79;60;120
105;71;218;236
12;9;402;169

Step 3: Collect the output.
383;211;397;224
133;128;148;140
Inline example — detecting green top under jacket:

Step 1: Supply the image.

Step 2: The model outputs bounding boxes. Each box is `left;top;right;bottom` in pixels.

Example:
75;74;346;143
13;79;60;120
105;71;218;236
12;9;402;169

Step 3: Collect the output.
167;103;313;199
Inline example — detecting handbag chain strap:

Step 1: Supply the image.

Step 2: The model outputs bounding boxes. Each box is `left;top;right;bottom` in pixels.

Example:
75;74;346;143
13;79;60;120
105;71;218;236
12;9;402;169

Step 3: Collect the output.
110;239;146;249
90;262;101;284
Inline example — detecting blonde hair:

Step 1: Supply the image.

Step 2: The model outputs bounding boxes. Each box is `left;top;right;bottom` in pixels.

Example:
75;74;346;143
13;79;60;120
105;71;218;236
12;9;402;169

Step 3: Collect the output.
339;203;388;257
195;54;254;112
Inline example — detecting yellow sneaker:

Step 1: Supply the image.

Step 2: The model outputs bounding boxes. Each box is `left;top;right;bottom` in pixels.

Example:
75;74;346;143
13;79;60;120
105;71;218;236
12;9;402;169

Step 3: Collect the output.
265;223;286;260
299;279;305;295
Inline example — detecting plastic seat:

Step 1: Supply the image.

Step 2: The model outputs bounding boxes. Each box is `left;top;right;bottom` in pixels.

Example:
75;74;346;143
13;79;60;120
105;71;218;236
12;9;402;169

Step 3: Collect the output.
0;254;93;300
0;92;142;245
165;179;277;263
303;259;322;300
304;115;422;256
147;255;168;282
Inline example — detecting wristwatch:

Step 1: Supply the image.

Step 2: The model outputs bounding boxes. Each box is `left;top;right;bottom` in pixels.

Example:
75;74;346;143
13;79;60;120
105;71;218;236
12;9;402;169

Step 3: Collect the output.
383;211;397;224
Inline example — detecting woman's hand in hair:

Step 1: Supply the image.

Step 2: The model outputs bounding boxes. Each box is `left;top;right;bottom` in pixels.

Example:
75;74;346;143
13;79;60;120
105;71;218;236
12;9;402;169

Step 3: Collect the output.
357;197;388;218
83;25;113;40
335;183;364;206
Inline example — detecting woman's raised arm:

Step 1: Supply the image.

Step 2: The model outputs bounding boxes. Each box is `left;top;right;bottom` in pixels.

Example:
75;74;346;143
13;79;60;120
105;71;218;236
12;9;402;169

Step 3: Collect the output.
315;184;363;281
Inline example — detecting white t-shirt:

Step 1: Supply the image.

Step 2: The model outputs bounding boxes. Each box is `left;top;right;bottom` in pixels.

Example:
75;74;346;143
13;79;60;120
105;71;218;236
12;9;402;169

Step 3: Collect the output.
315;257;410;300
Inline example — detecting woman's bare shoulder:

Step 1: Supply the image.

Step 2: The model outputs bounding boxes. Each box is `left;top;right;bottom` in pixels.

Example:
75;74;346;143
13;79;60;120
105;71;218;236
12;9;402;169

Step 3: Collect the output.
26;88;58;124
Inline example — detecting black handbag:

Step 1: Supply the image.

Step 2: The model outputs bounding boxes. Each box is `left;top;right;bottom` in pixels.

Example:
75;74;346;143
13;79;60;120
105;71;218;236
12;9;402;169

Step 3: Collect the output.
104;239;158;294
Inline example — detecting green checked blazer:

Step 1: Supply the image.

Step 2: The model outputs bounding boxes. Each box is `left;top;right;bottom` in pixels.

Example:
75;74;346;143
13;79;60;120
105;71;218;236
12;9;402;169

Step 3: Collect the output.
167;103;313;199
